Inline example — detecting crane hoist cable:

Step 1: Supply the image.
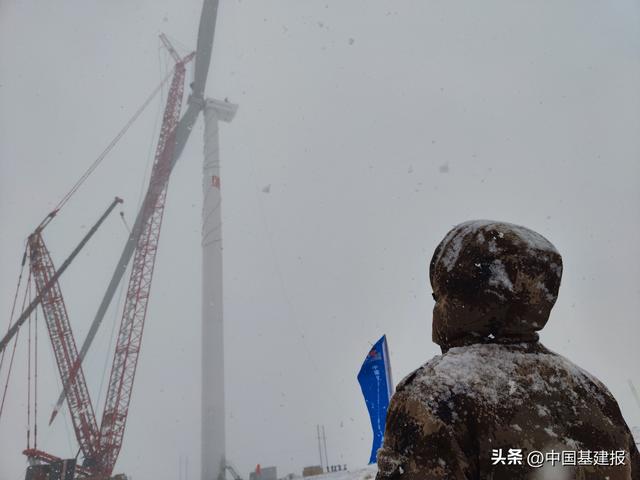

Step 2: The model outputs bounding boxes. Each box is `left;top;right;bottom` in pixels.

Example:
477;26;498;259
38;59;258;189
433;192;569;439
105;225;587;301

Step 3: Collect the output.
1;67;175;351
0;245;28;374
25;282;41;451
0;268;32;423
33;297;39;450
27;289;32;449
36;66;176;232
0;245;28;425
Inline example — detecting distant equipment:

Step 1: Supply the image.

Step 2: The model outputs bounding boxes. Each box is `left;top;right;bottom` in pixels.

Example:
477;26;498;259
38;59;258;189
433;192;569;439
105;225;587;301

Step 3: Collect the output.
224;464;244;480
326;465;348;473
315;424;328;471
25;459;76;480
301;466;323;477
248;466;276;480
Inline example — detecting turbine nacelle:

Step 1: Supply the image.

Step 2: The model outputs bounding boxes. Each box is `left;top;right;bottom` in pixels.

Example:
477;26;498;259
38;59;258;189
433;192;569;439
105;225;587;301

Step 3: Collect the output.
204;98;238;123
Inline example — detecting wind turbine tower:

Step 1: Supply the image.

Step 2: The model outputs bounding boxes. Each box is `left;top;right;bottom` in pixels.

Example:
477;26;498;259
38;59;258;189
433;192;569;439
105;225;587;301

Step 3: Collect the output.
202;98;238;480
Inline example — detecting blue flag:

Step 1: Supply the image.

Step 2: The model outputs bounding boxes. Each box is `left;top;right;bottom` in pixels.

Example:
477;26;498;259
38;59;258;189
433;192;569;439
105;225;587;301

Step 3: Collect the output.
357;335;393;464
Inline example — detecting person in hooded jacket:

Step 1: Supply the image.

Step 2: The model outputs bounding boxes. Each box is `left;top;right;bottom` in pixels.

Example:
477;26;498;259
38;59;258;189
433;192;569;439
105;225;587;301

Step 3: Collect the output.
376;220;640;480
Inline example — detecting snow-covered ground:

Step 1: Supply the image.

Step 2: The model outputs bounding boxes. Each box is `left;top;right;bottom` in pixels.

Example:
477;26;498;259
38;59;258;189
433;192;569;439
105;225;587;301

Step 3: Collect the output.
293;430;640;480
280;425;640;480
306;466;377;480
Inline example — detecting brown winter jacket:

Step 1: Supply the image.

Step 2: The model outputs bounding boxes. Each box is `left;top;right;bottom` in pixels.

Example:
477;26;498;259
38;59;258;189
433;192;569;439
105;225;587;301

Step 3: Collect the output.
376;220;640;480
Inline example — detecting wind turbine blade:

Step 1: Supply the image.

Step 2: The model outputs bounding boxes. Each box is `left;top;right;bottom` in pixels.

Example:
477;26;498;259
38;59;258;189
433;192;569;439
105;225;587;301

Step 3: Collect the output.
171;103;201;171
192;0;219;97
172;0;220;170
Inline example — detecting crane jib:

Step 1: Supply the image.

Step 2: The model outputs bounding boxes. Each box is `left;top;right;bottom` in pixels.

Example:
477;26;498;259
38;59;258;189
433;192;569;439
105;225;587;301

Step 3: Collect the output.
0;197;123;355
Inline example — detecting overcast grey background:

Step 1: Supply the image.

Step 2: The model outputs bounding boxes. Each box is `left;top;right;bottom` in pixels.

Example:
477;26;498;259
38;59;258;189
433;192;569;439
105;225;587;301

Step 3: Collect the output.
1;1;640;479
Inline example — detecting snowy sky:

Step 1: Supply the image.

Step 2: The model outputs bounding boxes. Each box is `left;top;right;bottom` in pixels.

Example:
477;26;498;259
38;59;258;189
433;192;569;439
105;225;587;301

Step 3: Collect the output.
1;1;640;479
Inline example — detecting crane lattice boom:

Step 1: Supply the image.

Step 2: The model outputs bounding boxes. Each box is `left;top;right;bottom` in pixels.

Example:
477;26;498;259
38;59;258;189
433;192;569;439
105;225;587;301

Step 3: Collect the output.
96;53;191;475
27;232;100;461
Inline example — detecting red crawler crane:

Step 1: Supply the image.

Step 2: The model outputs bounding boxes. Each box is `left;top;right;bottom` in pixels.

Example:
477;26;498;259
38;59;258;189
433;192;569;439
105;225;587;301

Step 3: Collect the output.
22;38;194;479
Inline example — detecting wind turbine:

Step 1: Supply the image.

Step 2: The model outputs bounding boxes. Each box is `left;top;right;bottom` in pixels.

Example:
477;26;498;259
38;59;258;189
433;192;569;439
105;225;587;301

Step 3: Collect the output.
187;5;239;479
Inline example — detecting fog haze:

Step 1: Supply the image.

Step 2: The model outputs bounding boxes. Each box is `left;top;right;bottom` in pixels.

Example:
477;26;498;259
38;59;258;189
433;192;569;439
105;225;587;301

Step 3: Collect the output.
1;1;639;479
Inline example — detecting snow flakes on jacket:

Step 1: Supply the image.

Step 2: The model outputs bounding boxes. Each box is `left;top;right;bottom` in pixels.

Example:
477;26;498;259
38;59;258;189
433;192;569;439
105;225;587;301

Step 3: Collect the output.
376;221;640;480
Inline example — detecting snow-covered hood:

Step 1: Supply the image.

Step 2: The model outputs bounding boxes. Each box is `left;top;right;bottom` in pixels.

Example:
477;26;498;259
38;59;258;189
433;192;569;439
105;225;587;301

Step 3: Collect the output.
429;220;563;351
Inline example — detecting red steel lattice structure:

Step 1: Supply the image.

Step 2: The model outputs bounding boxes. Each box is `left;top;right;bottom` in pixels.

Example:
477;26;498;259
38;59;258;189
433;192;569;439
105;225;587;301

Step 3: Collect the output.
27;233;100;462
96;49;193;475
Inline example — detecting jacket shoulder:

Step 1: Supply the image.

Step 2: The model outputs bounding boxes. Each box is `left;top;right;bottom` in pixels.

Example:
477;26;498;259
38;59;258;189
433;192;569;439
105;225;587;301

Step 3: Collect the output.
394;355;443;393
